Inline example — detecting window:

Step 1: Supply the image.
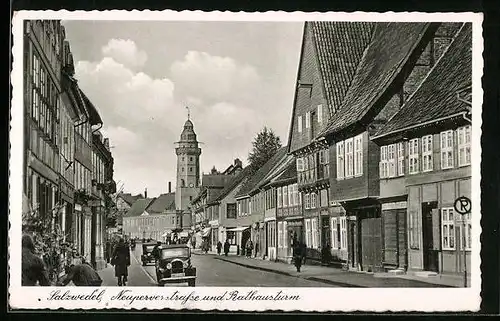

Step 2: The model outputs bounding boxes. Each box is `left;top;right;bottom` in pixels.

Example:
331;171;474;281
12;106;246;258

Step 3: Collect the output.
336;141;345;180
296;157;304;172
305;219;312;248
320;189;328;207
304;193;310;209
182;167;185;172
354;134;363;176
331;217;338;249
408;139;419;174
397;142;405;176
409;210;419;249
298;116;303;133
380;146;388;178
422;135;433;172
310;192;317;209
458;125;471;166
190;157;193;162
282;221;288;248
340;217;347;250
305;112;311;129
189;167;193;172
278;222;283;248
293;184;299;206
226;203;236;219
458;213;472;250
311;218;318;249
440;130;454;169
283;186;288;207
441;208;455;250
317;104;323;123
345;138;354;177
277;187;283;208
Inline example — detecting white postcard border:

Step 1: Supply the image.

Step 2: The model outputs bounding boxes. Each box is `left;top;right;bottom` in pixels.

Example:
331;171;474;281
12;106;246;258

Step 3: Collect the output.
10;10;484;311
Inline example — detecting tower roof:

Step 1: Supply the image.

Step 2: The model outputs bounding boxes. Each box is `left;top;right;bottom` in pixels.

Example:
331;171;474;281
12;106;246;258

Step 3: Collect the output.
179;118;198;142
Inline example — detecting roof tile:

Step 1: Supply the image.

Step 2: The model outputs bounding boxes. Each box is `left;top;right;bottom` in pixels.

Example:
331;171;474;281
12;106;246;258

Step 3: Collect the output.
374;23;471;137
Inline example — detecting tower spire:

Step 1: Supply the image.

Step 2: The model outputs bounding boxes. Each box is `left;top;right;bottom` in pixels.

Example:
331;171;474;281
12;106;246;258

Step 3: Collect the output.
186;106;190;120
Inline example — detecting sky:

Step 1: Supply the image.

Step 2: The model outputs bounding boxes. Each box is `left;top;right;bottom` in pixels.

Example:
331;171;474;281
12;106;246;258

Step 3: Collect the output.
62;20;304;197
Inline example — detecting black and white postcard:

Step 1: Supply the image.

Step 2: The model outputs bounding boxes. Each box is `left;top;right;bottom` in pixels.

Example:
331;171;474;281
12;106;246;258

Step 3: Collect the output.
9;10;483;311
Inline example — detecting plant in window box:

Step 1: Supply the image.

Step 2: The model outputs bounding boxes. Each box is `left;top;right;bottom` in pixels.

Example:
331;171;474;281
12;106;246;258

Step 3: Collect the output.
74;188;91;205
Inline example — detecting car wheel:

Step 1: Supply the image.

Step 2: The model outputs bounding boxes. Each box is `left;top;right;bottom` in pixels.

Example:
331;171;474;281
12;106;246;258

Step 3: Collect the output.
188;280;196;287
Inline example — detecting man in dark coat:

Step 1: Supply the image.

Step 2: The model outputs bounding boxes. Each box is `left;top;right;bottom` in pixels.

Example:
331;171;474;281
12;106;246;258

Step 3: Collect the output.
111;238;130;286
57;262;102;286
22;234;50;286
293;241;306;272
223;239;230;256
216;241;222;255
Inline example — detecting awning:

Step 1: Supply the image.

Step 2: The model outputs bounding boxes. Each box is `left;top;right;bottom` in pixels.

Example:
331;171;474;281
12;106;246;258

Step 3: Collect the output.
226;226;250;232
201;227;211;237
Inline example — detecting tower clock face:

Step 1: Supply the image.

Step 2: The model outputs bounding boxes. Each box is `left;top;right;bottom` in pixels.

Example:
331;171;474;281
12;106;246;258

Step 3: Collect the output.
189;183;194;188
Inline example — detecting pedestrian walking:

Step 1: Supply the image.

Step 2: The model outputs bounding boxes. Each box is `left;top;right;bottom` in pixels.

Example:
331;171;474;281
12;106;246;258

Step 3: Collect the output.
57;262;103;286
293;241;306;272
22;234;50;286
223;239;230;256
152;241;162;262
216;241;222;255
111;238;130;286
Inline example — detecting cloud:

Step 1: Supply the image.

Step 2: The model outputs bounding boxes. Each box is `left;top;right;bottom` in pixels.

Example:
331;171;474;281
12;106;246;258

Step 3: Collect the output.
75;57;177;127
170;51;260;105
101;39;148;69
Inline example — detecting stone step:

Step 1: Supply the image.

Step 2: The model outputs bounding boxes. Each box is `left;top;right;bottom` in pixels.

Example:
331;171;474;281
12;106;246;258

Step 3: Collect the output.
413;271;439;278
387;268;406;275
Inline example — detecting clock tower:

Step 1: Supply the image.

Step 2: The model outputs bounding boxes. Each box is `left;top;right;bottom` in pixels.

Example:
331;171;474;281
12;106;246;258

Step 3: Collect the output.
175;111;201;211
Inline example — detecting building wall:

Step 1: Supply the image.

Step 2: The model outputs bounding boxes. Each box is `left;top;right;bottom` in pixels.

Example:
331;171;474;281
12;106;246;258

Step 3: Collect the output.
289;24;329;152
123;213;175;240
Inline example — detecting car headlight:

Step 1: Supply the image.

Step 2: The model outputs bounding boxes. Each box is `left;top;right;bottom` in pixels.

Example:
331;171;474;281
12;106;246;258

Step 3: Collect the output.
183;261;188;268
166;262;172;269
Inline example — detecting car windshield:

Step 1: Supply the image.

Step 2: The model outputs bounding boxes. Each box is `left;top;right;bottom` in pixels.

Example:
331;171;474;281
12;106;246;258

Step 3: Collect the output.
160;247;189;259
145;245;155;252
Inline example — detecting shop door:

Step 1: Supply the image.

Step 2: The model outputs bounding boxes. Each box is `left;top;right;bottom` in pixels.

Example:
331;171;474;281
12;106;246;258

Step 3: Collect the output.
360;218;382;272
321;217;331;248
422;202;439;272
383;210;398;267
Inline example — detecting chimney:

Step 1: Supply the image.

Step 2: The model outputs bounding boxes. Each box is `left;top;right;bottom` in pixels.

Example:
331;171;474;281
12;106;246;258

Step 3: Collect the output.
144;188;148;199
234;158;242;168
168;182;172;193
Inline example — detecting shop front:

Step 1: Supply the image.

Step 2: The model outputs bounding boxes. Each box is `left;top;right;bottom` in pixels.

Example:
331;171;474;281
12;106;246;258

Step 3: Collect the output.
381;200;408;271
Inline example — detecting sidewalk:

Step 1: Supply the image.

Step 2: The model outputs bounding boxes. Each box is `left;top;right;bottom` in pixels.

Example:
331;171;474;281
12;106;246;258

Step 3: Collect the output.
213;255;460;288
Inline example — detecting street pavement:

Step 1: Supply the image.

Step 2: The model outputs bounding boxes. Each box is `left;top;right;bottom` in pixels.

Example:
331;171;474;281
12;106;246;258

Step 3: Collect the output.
99;246;335;287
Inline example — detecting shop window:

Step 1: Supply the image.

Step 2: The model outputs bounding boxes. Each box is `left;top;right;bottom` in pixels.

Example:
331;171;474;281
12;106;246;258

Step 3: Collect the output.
458;125;471;167
422;135;433;172
305;219;312;248
311;218;318;249
409;210;419;249
440;130;454;169
441;207;455;250
340;217;347;250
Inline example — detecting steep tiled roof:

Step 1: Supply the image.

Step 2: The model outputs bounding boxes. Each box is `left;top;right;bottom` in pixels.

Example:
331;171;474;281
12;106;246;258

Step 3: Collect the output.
374;23;471;138
201;175;234;188
272;159;297;184
147;193;176;214
124;198;156;217
253;154;295;192
236;147;288;198
311;22;375;115
119;193;143;206
211;166;254;203
319;22;431;137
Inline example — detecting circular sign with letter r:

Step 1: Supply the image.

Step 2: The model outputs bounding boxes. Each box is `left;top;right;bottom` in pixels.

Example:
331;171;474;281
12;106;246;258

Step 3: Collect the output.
454;196;471;215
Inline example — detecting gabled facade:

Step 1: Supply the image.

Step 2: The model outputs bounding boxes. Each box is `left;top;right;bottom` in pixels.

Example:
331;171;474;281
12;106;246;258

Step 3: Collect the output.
122;198;156;239
287;22;375;262
317;22;464;272
372;23;472;276
234;147;288;256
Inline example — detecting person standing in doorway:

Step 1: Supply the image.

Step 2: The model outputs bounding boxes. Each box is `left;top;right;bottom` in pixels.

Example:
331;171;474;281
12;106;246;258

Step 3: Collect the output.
111;238;130;286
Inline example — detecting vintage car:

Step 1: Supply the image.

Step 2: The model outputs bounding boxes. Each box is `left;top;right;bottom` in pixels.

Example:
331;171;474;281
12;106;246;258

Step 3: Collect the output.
141;242;157;266
155;244;196;286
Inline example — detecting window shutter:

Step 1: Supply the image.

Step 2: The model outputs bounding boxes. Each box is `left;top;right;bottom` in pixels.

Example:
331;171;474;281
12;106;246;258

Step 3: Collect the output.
432;209;441;250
